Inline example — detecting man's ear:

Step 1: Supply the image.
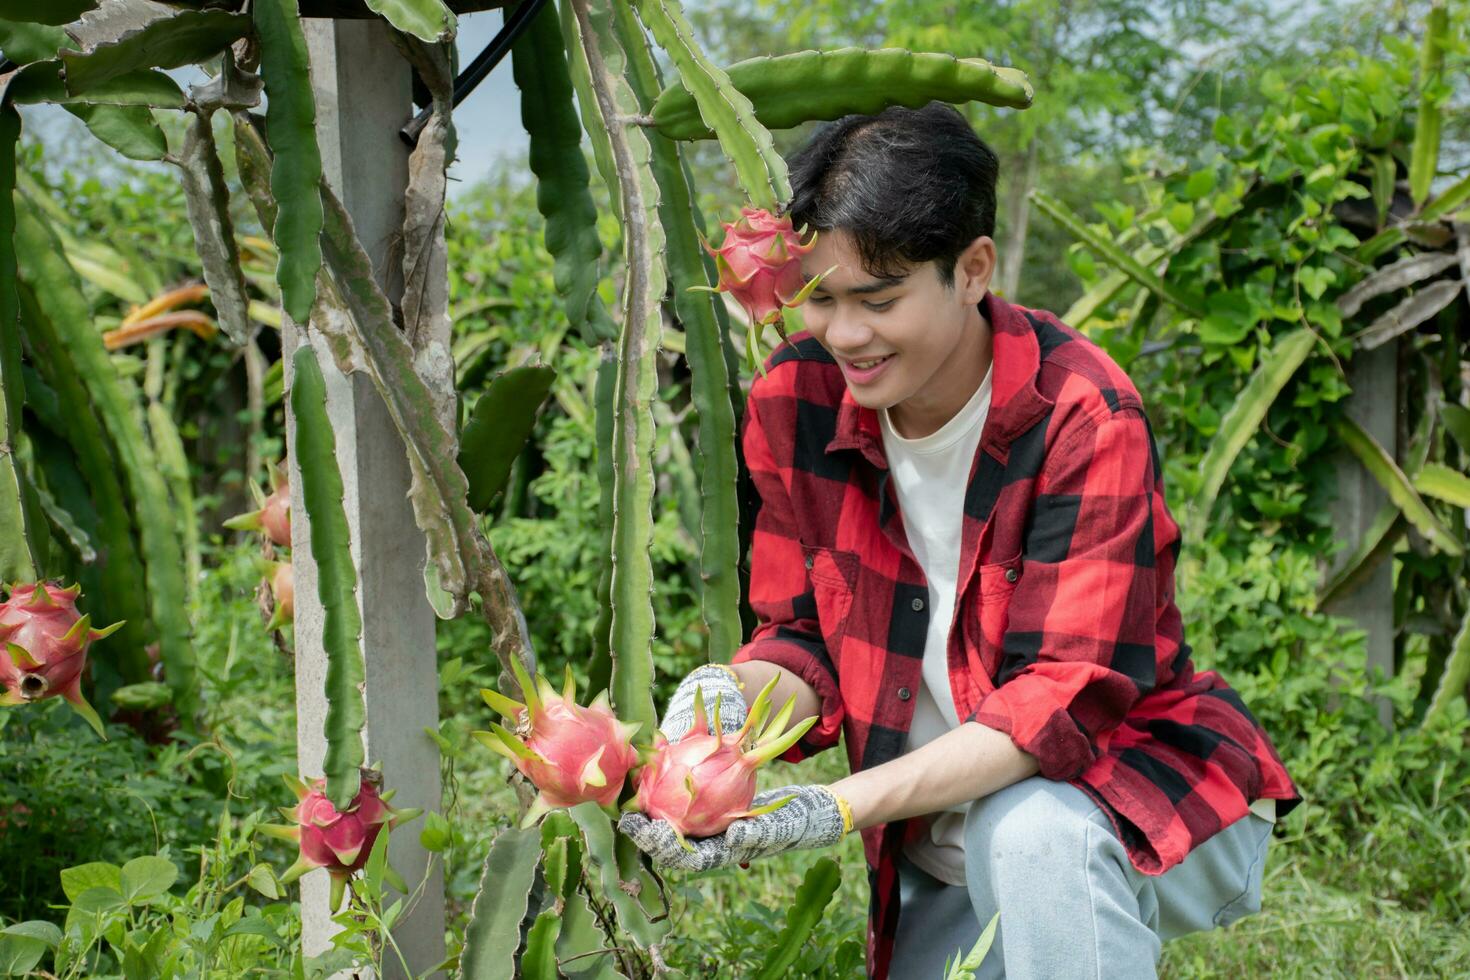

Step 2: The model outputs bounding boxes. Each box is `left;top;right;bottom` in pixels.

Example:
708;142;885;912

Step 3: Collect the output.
953;235;997;304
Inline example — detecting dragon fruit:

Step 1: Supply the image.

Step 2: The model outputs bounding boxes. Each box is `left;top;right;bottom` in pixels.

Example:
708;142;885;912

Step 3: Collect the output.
631;675;817;843
704;207;830;339
475;660;641;826
0;583;122;738
261;770;421;911
225;465;291;548
266;561;293;631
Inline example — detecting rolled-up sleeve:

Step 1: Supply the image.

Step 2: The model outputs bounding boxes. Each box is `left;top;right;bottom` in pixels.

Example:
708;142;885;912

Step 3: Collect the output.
971;407;1163;780
729;392;844;762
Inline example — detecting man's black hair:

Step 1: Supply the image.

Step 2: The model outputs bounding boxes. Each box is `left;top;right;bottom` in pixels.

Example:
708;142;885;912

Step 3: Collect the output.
784;101;999;289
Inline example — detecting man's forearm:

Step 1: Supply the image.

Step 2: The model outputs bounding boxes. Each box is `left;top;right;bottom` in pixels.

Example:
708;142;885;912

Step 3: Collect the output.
829;722;1039;831
730;661;822;732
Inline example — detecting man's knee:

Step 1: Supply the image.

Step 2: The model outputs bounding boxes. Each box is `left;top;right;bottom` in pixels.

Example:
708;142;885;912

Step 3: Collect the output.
964;778;1107;886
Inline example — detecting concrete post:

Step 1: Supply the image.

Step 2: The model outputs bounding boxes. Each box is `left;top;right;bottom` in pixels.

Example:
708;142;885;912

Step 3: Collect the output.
1323;344;1398;728
284;17;446;978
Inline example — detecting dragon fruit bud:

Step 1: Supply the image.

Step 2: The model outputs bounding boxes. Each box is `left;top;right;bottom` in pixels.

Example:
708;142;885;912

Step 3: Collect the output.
0;583;122;738
225;465;291;547
260;770;421;911
475;660;641;826
266;562;294;631
631;675;815;843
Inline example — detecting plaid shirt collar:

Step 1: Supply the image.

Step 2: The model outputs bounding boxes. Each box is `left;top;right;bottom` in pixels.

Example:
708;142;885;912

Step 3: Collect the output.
825;293;1055;469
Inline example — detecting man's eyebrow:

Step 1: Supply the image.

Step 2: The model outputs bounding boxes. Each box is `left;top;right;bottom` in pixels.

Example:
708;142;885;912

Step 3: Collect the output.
805;274;908;295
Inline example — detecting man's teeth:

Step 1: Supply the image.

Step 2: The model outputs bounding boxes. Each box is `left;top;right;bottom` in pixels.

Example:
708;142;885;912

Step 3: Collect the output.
853;356;889;369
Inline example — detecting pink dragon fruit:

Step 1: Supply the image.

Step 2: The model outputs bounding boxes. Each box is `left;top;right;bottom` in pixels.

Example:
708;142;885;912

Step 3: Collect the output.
0;582;122;738
262;770;420;911
266;561;294;631
475;660;641;825
631;675;817;842
225;465;291;548
704;207;830;338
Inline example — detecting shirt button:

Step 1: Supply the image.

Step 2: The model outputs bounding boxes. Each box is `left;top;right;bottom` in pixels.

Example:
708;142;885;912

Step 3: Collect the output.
911;597;925;612
897;687;912;701
1005;567;1020;583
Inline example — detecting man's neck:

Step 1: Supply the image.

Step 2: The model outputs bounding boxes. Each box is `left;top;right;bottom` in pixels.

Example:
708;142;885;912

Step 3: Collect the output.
888;304;994;439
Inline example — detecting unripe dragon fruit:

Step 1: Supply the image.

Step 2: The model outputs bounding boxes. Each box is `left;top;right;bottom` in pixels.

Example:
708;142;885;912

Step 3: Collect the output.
225;465;291;548
705;207;826;329
475;660;641;826
261;770;421;911
266;561;294;631
631;675;817;843
0;583;122;738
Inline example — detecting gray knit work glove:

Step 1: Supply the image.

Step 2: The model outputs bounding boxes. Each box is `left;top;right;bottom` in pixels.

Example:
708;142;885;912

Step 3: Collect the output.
659;664;747;742
617;785;847;873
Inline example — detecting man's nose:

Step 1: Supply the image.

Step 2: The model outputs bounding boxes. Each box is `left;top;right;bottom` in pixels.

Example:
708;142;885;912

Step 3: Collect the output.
823;305;873;351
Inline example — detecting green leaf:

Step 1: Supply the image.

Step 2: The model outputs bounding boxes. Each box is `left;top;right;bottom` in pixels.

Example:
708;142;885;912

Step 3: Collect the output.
0;933;48;977
0;106;37;585
246;864;282;900
419;811;452;853
63;103;166;160
146;400;201;606
1183;169;1217;201
291;344;365;808
754;857;842;980
60;862;121;903
2;922;61;951
1197;288;1260;346
1187;329;1316;541
458;366;556;512
457;826;543;980
59;10;249;95
254;0;322;324
1414;462;1470;508
1031;190;1205;318
1336;416;1462;556
362;0;455;42
634;0;788;208
0;1;94;26
1165;201;1194;234
945;912;1000;979
1296;265;1336;301
120;856;178;905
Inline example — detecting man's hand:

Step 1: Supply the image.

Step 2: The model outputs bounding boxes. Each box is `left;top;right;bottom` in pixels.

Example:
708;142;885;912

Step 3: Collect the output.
659;664;747;742
617;785;847;872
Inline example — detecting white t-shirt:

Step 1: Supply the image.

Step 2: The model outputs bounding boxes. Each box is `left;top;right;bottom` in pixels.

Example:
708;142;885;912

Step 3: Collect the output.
880;364;1276;887
881;365;993;885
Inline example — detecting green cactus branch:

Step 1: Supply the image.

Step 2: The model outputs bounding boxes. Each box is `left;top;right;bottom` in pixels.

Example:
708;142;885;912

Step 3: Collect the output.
569;0;662;739
0;106;39;585
14;199;196;714
633;0;789;209
290;343;366;809
613;1;743;664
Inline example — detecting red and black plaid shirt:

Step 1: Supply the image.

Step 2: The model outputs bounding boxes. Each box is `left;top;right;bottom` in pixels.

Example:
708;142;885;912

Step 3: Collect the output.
730;293;1299;979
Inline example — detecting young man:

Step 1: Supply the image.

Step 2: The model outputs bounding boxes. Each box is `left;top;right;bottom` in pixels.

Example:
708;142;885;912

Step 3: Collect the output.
620;102;1299;979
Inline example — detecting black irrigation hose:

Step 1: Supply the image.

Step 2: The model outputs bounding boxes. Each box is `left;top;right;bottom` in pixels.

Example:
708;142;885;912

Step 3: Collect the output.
399;0;549;147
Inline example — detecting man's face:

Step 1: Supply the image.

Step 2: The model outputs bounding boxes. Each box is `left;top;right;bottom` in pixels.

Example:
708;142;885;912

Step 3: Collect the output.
799;229;992;420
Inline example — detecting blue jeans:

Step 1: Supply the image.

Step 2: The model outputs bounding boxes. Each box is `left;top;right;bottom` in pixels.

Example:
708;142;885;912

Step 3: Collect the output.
889;777;1273;979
